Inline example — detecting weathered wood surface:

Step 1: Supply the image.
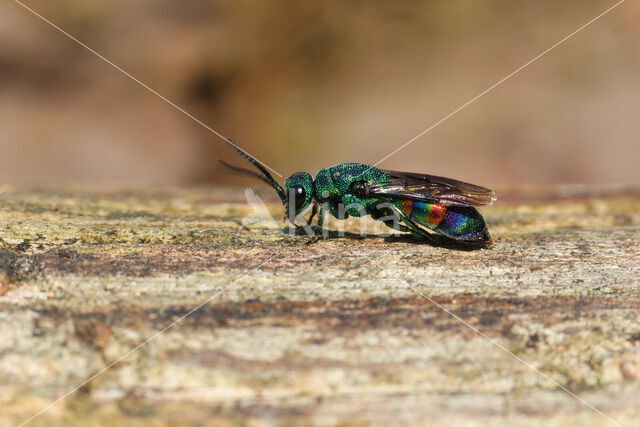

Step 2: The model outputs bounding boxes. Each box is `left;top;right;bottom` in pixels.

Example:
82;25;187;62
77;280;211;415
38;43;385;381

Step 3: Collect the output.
0;185;639;426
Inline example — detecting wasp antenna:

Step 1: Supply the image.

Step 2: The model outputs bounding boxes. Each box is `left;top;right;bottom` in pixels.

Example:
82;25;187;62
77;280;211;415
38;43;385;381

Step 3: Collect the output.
227;140;281;181
219;159;286;204
219;159;268;183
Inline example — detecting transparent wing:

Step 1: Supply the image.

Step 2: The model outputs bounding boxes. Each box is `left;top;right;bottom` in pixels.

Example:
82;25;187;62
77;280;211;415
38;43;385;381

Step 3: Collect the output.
363;170;497;207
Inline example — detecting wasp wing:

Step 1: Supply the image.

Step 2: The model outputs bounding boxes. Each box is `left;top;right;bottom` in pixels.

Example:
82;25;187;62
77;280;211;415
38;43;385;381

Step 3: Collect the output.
363;170;497;207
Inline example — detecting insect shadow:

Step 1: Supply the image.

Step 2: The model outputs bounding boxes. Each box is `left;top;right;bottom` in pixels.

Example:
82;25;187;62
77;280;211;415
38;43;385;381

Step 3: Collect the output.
382;232;490;251
284;225;490;251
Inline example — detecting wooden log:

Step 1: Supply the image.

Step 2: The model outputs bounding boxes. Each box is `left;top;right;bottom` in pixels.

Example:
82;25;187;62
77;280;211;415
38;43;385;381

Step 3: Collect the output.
0;185;638;426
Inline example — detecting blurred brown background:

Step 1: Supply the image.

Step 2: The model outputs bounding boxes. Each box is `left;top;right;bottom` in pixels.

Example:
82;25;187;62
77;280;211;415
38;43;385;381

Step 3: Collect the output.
1;0;638;187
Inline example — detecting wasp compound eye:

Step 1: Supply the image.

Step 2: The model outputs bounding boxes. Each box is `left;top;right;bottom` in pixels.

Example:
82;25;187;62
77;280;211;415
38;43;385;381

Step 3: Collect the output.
291;186;306;211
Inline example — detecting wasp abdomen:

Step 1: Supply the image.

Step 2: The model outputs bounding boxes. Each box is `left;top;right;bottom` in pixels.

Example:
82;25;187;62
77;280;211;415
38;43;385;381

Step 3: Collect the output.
397;200;489;241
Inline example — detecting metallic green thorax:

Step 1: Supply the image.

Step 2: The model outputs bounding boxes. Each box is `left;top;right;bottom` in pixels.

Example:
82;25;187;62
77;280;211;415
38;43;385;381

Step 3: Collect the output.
313;163;391;217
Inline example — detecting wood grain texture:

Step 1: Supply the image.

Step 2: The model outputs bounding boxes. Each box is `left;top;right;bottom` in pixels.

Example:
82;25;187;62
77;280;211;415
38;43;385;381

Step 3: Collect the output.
0;185;639;426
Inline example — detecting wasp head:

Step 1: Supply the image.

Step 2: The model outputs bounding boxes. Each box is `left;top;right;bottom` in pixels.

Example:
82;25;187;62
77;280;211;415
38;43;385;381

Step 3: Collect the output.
284;172;313;220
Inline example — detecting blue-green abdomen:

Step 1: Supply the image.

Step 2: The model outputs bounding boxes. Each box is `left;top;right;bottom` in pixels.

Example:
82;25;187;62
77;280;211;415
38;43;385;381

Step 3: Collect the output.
435;205;489;241
396;199;489;241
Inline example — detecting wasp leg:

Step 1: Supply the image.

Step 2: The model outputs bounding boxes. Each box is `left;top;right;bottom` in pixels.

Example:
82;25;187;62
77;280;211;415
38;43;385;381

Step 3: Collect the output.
400;218;439;243
371;207;430;241
396;218;438;243
381;219;415;234
305;204;326;245
307;203;318;226
382;218;434;241
383;206;440;244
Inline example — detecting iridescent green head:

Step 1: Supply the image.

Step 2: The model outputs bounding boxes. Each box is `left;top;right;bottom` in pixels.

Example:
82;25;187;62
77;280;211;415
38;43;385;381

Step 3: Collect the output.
285;172;313;218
